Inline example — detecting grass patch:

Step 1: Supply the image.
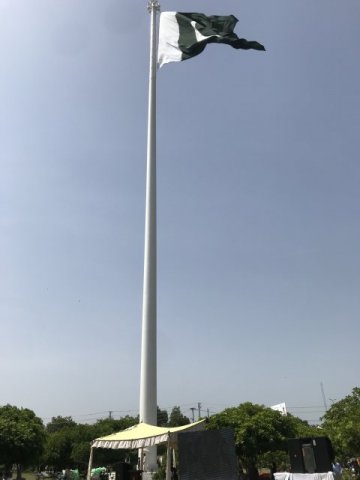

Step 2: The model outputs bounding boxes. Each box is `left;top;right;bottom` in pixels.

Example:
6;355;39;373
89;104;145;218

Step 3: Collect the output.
22;473;39;480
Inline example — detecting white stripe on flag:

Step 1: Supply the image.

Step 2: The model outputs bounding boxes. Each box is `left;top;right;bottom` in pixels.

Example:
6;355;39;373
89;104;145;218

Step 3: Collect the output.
158;12;182;68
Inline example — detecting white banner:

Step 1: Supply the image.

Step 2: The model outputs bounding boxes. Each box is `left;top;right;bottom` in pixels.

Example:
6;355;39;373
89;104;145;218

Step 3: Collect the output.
271;402;287;415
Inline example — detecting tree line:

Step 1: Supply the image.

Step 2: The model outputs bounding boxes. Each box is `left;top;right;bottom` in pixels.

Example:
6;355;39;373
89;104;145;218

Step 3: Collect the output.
1;387;360;479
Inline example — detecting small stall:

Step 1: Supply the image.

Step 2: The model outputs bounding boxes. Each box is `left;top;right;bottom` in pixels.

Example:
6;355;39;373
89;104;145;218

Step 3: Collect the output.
87;420;205;480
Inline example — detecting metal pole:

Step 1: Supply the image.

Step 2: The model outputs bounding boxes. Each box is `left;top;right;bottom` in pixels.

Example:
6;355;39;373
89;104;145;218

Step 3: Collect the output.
87;447;94;480
139;0;160;472
320;381;328;412
166;438;172;480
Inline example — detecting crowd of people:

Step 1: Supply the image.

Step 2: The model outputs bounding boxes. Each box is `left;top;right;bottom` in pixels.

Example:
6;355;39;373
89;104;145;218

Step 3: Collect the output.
331;458;360;480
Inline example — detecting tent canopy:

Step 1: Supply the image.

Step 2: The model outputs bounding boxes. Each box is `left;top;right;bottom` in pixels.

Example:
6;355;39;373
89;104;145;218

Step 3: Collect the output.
91;420;205;450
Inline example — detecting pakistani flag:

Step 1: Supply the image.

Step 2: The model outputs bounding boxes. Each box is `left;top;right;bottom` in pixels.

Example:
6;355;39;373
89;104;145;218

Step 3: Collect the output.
158;12;265;68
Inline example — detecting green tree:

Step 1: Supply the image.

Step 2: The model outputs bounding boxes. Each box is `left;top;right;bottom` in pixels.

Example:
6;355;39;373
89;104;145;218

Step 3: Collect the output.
46;416;77;433
322;387;360;459
43;416;79;468
42;415;139;470
0;405;46;479
168;406;190;427
69;423;106;469
157;407;168;427
91;416;138;438
43;428;74;469
207;402;318;472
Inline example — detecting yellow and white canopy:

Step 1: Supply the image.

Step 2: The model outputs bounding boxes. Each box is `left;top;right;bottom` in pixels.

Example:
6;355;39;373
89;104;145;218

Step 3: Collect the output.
91;420;205;450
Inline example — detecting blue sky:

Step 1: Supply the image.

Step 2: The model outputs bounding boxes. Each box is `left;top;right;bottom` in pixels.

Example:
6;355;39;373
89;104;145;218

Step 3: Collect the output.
1;0;359;426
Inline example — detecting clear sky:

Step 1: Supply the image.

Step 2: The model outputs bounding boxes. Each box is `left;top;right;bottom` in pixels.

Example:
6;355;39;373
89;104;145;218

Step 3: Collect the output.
1;0;359;426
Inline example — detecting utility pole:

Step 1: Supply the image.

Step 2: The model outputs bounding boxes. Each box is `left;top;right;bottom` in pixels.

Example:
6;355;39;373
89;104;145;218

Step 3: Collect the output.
108;410;113;420
190;407;196;423
320;381;328;412
198;402;201;420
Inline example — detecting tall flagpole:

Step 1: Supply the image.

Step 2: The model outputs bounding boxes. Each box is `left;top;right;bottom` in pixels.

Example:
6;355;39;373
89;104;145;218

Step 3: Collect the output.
139;0;160;472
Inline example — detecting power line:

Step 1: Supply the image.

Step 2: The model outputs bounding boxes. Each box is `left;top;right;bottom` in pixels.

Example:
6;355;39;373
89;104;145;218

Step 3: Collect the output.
287;405;324;409
40;401;329;425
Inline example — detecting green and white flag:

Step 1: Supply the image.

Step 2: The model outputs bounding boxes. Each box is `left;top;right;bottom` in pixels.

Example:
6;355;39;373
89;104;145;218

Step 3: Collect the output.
158;12;265;68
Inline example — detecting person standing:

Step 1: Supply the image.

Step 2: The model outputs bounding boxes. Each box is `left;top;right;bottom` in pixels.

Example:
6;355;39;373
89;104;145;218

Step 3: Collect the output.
332;460;342;480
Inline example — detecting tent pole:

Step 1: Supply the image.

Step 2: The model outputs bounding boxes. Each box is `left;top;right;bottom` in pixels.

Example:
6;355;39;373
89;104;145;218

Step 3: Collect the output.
172;448;176;469
87;446;94;480
138;447;144;471
165;437;171;480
